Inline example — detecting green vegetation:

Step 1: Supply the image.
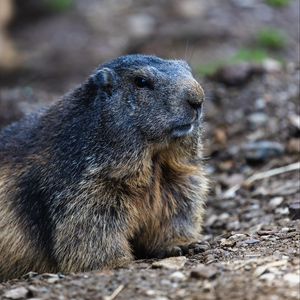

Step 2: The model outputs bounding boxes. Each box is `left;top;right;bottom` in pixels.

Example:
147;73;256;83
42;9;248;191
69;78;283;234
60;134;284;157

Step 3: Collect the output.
257;28;287;49
197;49;269;77
197;26;288;77
265;0;291;8
233;48;269;63
44;0;73;12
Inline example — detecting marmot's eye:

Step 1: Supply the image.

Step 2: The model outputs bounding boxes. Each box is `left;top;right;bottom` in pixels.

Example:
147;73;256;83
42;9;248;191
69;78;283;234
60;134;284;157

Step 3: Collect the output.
134;76;153;89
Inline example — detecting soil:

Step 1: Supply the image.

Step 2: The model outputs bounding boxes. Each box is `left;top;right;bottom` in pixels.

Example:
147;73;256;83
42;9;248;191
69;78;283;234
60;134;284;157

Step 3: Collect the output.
0;1;299;299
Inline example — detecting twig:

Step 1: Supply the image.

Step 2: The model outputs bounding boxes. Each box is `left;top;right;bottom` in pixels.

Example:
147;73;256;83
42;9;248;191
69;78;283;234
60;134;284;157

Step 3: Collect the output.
104;285;125;300
223;162;300;198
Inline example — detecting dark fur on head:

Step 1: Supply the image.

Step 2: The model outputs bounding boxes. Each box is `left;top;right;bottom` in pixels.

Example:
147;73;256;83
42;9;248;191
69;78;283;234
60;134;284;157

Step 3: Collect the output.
0;55;208;281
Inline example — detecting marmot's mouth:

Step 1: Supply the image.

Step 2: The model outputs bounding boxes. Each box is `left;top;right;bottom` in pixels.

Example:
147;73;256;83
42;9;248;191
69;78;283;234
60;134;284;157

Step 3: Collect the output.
170;123;194;138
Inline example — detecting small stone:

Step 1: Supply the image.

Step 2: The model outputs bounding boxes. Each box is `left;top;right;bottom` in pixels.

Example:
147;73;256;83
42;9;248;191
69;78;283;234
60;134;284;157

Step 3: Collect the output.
283;273;300;286
41;273;61;283
228;233;247;242
280;227;291;233
190;264;218;279
4;287;29;299
244;265;252;271
170;271;186;281
152;256;187;270
145;290;157;296
243;239;260;245
21;272;39;279
287;139;300;154
260;272;276;281
248;113;268;127
243;141;284;164
275;207;289;215
269;197;284;208
210;63;262;86
220;238;235;247
255;98;266;110
288;114;300;131
289;202;300;220
262;58;282;73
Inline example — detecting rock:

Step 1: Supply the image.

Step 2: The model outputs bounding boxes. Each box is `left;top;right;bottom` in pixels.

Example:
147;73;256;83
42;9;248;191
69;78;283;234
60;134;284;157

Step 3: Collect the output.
248;113;268;128
152;256;187;270
210;63;263;86
288;201;300;220
275;207;289;215
220;174;244;188
4;287;29;299
243;141;284;164
243;239;260;245
287;139;300;154
145;290;157;296
214;128;227;145
190;264;218;279
21;272;39;279
228;233;247;242
269;197;284;208
170;271;186;281
283;273;300;286
41;273;64;283
288;114;300;131
220;238;236;247
259;272;276;281
262;58;282;73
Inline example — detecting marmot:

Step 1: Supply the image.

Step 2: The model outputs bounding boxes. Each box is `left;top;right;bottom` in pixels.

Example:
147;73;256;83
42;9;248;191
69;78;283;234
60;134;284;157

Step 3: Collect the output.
0;54;209;281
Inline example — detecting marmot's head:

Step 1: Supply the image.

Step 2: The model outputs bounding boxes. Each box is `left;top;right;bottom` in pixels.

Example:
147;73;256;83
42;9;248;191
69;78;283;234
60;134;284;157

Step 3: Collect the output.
91;55;204;144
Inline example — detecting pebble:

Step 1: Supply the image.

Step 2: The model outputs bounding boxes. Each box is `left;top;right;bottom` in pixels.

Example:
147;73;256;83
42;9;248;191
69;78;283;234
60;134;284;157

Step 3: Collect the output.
3;287;29;299
243;239;260;245
170;271;186;281
145;290;157;296
288;201;300;220
220;238;236;247
210;63;262;86
190;264;218;279
243;141;284;164
275;207;289;215
248;113;268;127
259;272;276;282
152;256;187;270
262;58;282;73
269;197;284;208
287;138;300;153
288;114;300;131
228;233;248;242
283;273;300;286
41;273;62;283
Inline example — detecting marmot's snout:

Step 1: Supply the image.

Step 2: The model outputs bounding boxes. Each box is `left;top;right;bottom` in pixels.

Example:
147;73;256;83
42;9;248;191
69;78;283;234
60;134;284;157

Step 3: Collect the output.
170;79;204;139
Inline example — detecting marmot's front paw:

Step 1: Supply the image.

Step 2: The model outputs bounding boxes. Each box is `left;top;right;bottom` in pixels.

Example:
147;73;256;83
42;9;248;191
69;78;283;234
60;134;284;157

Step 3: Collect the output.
155;242;210;258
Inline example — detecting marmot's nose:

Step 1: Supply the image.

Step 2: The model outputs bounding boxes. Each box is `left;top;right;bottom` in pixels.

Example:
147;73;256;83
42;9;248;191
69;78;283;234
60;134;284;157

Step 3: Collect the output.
184;81;204;112
187;94;203;111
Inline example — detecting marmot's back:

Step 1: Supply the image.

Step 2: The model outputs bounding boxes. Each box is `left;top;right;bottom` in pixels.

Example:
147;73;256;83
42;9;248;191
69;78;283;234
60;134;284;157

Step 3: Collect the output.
0;54;208;281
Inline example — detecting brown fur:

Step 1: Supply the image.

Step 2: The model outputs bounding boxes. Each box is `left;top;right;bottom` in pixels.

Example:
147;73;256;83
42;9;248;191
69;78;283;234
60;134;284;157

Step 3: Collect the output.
0;55;209;280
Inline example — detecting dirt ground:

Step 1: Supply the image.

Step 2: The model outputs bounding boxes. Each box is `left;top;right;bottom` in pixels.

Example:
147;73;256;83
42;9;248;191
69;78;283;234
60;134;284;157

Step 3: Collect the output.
0;1;299;299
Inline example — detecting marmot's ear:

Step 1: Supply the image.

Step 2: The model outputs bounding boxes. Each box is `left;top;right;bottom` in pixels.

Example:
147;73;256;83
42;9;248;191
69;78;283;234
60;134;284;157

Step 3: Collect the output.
93;68;116;96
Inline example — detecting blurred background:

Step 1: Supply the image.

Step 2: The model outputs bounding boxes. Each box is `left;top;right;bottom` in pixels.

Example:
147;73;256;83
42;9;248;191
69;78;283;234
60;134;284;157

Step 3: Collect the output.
0;0;299;221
